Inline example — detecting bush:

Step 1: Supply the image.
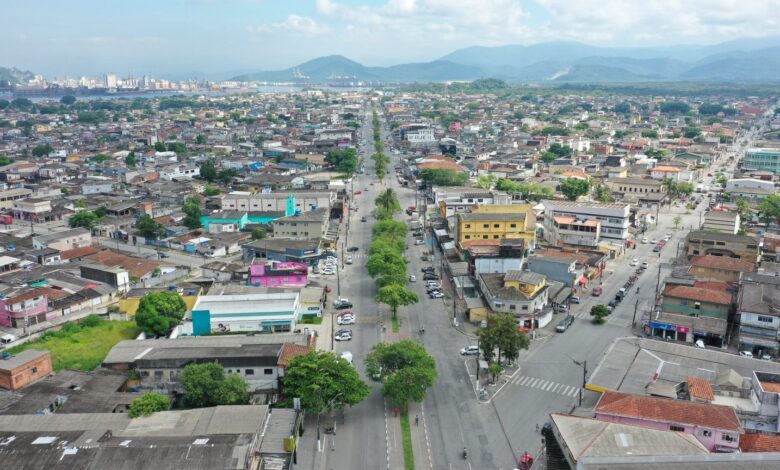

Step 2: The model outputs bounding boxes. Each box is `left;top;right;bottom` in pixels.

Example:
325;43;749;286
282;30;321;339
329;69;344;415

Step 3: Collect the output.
80;315;103;328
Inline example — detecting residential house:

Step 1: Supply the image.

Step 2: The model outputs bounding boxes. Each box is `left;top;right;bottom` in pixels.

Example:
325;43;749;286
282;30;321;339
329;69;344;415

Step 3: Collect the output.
477;270;551;328
594;390;743;452
32;228;91;251
248;261;308;288
652;281;734;347
685;230;760;262
650;165;683;181
0;350;53;391
737;274;780;358
689;255;755;283
542;200;631;249
606;177;667;207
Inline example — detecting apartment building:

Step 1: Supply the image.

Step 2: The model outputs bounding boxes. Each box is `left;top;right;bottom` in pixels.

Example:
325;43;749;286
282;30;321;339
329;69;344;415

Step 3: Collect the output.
220;191;334;213
745;148;780;175
542;200;631;247
737;274;780;358
272;207;329;240
456;204;536;248
477;270;550;326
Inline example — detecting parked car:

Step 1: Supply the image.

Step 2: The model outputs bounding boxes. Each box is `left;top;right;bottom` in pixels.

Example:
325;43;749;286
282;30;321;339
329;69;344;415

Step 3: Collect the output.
630;258;639;266
334;299;353;309
460;345;480;356
653;245;661;252
347;246;359;252
423;274;439;281
421;267;435;273
592;286;603;297
361;216;367;222
557;304;568;313
337;316;355;325
414;239;425;245
739;350;754;357
556;316;574;333
409;275;416;282
429;292;444;299
641;261;649;269
335;331;353;342
336;310;353;318
569;295;580;304
641;237;649;244
345;255;353;264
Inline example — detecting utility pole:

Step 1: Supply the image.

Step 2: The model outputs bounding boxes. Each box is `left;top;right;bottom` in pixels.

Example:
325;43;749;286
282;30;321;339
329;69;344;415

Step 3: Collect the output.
569;356;587;407
632;298;640;328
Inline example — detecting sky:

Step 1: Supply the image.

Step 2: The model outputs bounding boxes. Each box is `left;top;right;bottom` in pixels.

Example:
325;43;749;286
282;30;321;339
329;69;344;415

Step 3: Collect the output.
4;0;780;78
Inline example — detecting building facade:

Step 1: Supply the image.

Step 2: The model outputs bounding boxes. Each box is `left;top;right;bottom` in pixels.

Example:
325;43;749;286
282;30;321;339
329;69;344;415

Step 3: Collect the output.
745;148;780;175
542;200;631;246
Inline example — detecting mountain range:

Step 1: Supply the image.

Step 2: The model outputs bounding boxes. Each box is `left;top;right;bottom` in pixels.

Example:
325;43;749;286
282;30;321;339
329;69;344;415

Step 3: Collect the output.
232;37;780;83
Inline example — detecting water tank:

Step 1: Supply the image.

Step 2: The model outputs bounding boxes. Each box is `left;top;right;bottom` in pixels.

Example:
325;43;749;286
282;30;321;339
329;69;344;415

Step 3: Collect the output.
2;352;11;360
295;210;302;216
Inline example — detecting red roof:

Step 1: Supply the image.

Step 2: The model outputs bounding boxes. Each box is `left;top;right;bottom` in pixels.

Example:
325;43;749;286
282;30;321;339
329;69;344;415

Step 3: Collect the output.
690;255;756;273
59;245;100;261
595;391;742;432
687;376;714;402
277;343;310;367
662;284;732;305
739;433;780;452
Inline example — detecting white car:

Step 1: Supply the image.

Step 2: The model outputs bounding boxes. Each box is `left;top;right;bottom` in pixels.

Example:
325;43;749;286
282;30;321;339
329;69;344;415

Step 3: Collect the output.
664;233;672;240
340;351;353;364
641;237;649;244
650;238;658;245
641;261;649;269
630;258;639;266
345;255;353;264
460;345;479;356
414;239;425;245
337;315;355;325
739;351;754;358
409;275;416;282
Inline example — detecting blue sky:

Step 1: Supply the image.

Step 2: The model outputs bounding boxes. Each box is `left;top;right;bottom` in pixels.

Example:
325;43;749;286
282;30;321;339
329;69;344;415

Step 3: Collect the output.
4;0;779;77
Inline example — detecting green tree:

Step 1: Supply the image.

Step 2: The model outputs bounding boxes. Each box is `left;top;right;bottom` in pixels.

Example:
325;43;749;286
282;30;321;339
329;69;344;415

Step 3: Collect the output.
477;313;529;364
325;148;358;175
539;126;569;136
281;350;370;414
69;211;101;230
673;215;682;229
475;175;496;189
31;144;54;157
182;196;202;229
199;158;218;182
676;181;695;195
758;194;780;227
196;134;207;145
736;199;752;223
590;304;610;324
613;103;631;114
487;363;504;384
375;284;419;320
59;95;77;105
374;188;401;216
560;178;591;201
593;184;614;202
203;185;220;197
167;142;186;153
93;153;110;164
716;174;728;188
641;130;658;138
135;213;165;239
251;227;267;240
365;340;437;408
0;156;12;166
154;141;167;152
128;392;170;418
418;168;468;186
660;101;691;114
217;168;238;185
662;177;678;197
181;362;249;408
124;151;137;167
366;250;406;279
135;291;187;337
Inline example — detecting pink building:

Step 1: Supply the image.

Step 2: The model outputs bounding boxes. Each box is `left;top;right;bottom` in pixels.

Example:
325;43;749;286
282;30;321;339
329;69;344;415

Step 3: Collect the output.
0;288;52;328
595;390;743;452
249;261;308;288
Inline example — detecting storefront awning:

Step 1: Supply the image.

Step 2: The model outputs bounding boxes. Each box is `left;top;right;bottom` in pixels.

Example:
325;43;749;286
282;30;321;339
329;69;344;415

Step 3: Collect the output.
578;276;589;285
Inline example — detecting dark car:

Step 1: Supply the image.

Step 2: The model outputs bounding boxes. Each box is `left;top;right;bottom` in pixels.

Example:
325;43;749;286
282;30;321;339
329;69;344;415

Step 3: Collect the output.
556;316;574;333
335;302;353;310
608;299;617;308
347;246;359;252
159;253;170;258
421;267;435;273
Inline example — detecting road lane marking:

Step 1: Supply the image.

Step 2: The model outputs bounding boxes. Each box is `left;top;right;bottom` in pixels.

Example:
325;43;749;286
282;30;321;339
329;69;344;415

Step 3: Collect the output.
551;384;562;393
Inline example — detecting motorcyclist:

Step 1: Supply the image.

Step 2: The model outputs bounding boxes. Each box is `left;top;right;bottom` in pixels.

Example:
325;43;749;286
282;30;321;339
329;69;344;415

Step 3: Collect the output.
463;447;468;459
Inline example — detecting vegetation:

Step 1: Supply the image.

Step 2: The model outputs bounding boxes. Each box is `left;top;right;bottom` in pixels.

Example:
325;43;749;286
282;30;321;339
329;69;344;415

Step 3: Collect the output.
375;284;419;321
590;305;610;324
135;213;166;239
6;317;140;371
32;144;54;157
325;148;358;175
560;177;591;201
0;156;12;166
199;158;218;182
128;392;170;418
180;362;249;408
418;168;468;186
495;178;553;201
281;350;370;414
124;152;137;167
365;340;437;408
659;101;691;114
374;188;401;220
593;184;614;202
540;142;572;163
69;210;103;230
134;291;187;337
251;227;267;240
758;194;780;226
400;411;415;470
182;195;202;229
477;313;529;364
203;185;221;197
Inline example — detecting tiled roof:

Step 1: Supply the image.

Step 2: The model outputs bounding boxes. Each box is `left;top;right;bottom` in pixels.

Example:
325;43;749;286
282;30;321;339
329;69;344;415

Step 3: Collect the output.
687;376;714;401
59;245;100;260
690;255;756;273
662;284;733;305
277;343;310;367
595;391;742;432
739;433;780;452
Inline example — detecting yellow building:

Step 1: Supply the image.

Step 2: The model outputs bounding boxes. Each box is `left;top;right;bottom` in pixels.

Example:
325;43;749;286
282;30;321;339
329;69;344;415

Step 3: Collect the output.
457;204;536;246
504;271;547;297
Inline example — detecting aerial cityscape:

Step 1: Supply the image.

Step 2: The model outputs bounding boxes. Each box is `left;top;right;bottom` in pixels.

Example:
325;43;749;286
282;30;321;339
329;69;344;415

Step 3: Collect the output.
3;2;780;470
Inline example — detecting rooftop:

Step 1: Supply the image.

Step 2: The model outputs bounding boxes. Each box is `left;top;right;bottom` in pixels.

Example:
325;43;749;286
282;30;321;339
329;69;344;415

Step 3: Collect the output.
690;255;755;272
687;230;758;244
595;390;742;432
0;349;50;372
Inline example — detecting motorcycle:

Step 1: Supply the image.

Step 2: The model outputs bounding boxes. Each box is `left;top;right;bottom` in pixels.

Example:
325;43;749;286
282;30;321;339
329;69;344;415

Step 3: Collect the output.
462;448;468;460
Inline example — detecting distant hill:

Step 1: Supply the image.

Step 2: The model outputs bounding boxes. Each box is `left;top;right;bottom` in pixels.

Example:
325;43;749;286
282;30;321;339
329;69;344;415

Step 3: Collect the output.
0;67;34;85
230;38;780;84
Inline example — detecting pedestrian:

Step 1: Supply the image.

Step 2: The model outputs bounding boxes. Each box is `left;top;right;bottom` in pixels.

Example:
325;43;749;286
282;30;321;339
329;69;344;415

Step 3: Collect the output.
535;423;540;432
415;415;419;426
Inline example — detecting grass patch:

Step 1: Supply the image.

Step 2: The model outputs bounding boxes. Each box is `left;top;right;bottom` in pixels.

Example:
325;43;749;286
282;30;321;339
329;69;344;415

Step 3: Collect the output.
298;316;323;325
399;409;415;470
7;318;141;371
392;315;400;333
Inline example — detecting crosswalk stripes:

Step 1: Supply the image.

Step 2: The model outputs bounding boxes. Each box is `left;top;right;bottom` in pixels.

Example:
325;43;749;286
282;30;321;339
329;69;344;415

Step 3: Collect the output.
508;374;581;397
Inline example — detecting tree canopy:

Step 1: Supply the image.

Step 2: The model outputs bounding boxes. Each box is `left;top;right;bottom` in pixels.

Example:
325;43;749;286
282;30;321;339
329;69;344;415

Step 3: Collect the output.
375;284;419;320
418;168;468;186
135;213;165;239
69;211;102;230
128;392;170;418
759;194;780;226
560;178;591;201
181;362;249;408
199;158;218;182
135;291;187;337
374;188;401;219
477;313;529;364
182;196;202;229
365;340;437;407
281;350;370;414
325;148;358;175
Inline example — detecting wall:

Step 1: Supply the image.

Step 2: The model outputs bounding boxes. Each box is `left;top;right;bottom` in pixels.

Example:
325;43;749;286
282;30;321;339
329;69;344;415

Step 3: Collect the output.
594;413;737;452
0;352;53;390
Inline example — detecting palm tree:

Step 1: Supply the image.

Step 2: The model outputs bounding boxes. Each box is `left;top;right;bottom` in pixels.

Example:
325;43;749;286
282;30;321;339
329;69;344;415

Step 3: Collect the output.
662;177;678;198
375;188;400;215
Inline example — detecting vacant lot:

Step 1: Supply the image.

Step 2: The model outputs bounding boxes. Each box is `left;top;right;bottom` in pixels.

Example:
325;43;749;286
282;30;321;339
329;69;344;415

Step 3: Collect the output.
6;319;141;371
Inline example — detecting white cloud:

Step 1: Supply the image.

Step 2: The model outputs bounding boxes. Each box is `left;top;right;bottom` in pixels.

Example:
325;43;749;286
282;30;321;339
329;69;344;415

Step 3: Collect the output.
251;15;331;36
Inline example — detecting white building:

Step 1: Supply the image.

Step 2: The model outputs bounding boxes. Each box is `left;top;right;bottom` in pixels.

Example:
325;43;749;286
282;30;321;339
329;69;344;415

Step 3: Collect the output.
542;200;631;247
159;164;200;181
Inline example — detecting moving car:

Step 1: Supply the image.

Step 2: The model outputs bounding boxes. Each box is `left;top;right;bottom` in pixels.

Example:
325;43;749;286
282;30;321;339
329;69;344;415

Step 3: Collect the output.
347;246;359;252
429;292;444;299
630;258;639;267
345;255;353;264
409;275;416;282
460;345;479;356
641;237;649;244
333;299;353;309
569;296;580;304
592;286;603;297
556;316;575;333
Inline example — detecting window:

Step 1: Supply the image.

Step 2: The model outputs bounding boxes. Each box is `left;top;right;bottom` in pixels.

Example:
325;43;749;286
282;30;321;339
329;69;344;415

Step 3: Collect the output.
464;235;471;240
493;224;500;228
483;224;489;228
141;371;149;377
510;224;516;228
758;316;773;323
482;235;488;239
493;235;500;239
509;305;516;310
31;367;37;374
464;224;471;229
264;368;273;375
722;434;735;442
245;369;255;375
669;425;685;432
694;302;701;310
154;370;163;378
693;250;700;255
700;430;712;437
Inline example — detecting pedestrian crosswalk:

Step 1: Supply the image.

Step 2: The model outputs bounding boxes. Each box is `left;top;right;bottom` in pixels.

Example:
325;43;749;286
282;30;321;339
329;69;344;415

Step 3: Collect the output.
508;375;581;398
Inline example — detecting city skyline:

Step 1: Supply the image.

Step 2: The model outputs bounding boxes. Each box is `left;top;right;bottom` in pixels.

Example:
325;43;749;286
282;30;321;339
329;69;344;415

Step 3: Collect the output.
5;0;780;77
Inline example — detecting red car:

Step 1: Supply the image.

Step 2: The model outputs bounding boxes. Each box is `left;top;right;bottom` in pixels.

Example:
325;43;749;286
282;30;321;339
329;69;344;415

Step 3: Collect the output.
336;310;353;318
354;191;362;195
